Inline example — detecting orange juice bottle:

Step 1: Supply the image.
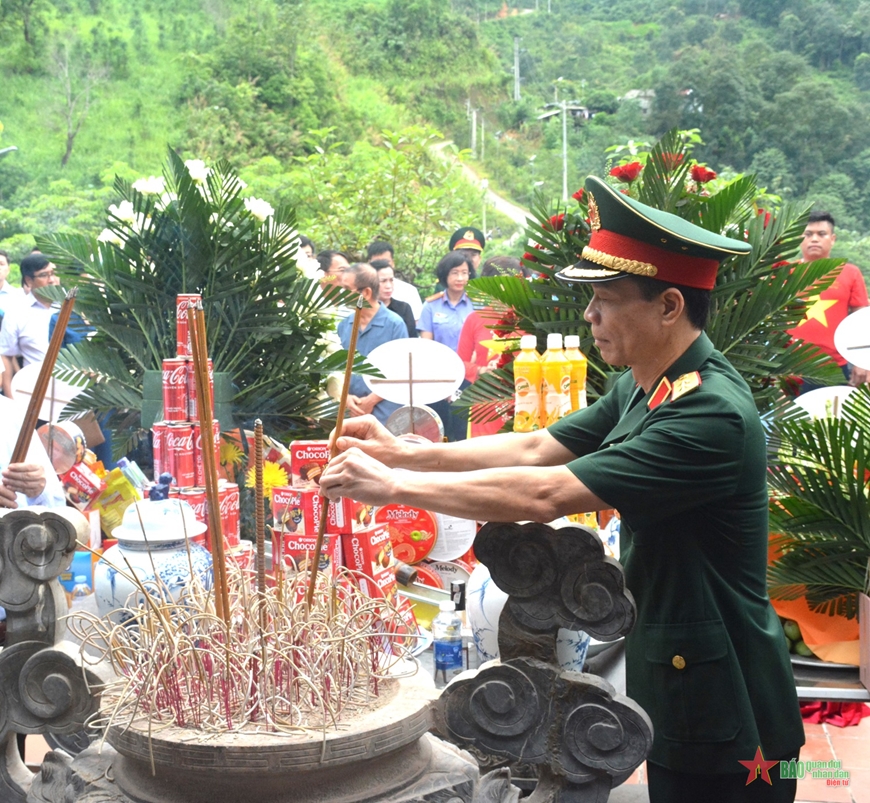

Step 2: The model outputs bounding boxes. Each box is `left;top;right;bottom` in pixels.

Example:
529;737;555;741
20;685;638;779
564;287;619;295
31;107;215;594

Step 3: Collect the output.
513;335;542;432
564;335;588;412
541;333;571;427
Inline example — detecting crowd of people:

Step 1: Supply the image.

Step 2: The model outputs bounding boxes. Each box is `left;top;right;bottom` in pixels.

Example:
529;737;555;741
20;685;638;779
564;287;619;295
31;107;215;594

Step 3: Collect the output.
308;226;534;442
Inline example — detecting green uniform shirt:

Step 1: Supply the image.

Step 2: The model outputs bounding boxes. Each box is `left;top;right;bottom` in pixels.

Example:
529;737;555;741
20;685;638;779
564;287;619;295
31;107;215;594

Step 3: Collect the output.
548;332;805;774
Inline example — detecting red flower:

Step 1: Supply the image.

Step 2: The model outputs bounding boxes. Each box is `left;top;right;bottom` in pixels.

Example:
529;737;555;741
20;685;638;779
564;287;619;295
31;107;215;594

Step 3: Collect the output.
496;350;514;369
572;188;585;202
546;213;566;232
661;152;685;170
771;260;791;269
690;164;717;183
609;161;643;183
522;251;539;263
757;208;771;229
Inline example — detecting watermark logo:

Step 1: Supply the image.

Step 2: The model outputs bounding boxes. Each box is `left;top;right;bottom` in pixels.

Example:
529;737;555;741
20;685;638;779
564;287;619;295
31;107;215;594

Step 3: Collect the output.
737;748;851;788
780;759;850;787
738;746;779;785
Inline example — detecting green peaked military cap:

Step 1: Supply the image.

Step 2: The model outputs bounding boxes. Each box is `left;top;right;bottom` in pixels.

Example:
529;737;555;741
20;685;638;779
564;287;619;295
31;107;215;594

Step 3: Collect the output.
557;175;752;290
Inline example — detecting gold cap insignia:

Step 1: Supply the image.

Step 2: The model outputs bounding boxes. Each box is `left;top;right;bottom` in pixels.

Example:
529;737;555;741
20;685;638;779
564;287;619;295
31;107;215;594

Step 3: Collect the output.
464;230;476;240
588;193;601;231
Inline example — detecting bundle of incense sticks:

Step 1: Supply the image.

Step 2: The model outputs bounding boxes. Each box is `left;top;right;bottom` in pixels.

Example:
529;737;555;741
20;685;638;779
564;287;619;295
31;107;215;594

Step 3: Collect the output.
187;301;231;624
11;288;77;464
305;295;365;610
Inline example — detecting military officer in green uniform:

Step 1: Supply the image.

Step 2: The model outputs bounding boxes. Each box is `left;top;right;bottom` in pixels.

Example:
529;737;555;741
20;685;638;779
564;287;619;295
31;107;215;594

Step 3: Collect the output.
321;175;805;802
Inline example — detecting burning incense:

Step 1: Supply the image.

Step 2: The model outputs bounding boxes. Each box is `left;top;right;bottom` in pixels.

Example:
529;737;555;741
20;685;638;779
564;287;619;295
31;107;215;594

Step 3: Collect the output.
188;301;231;624
306;295;365;610
11;288;77;464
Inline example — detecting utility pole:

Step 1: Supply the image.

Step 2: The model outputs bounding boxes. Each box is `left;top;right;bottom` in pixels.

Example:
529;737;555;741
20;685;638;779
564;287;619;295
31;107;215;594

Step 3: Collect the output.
471;108;478;158
513;37;521;101
561;99;568;201
480;116;485;162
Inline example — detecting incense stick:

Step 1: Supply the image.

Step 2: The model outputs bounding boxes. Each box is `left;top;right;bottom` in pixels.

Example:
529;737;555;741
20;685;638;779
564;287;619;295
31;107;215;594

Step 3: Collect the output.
306;295;365;610
11;288;77;464
188;301;231;624
254;421;268;638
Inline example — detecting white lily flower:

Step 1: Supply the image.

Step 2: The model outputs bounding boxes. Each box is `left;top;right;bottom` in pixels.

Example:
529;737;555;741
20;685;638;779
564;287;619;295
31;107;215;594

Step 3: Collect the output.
156;191;177;210
297;247;321;280
108;199;136;224
244;196;275;222
132;175;166;195
97;228;125;247
185;159;211;183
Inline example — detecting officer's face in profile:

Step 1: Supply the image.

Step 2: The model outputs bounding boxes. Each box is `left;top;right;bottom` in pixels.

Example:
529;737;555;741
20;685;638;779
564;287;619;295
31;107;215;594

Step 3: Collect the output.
583;278;668;368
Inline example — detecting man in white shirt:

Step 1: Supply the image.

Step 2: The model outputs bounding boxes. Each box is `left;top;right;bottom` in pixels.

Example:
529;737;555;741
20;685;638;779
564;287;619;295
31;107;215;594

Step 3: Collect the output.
0;395;66;509
0;250;24;319
366;241;423;321
0;254;60;397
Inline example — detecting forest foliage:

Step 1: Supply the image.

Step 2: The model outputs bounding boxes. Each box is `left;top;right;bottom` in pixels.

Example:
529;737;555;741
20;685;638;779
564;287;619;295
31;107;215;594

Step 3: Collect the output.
2;0;870;279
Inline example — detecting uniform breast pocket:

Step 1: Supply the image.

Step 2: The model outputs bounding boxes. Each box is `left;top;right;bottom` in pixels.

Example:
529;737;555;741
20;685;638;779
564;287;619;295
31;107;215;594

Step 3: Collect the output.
643;620;741;743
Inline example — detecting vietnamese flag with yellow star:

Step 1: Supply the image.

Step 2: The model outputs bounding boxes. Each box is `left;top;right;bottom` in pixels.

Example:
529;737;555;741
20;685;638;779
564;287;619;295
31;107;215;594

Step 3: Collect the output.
787;263;869;367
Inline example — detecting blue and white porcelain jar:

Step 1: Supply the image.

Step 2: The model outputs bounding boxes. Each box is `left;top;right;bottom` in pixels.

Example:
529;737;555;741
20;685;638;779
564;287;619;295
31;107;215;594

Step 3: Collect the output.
94;500;213;624
466;562;591;673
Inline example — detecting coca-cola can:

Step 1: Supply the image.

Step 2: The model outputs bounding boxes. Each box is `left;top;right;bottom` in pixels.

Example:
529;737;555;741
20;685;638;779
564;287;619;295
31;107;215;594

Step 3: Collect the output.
176;294;201;358
220;482;240;547
166;423;195;487
168;487;181;499
187;359;214;422
162;358;189;422
192;422;221;486
151;421;168;481
180;487;207;522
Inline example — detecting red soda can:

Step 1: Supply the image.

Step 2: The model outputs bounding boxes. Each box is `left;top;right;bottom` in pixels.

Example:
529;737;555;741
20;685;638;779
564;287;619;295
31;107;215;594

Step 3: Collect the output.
168;487;181;499
176;294;201;358
180;487;207;523
166;423;195;487
193;423;204;486
187;358;214;422
220;482;240;546
162;358;189;422
151;421;168;480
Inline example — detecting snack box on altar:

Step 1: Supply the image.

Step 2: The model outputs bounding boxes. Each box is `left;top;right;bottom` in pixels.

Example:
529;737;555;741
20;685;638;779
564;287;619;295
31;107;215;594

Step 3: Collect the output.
341;523;399;604
282;531;342;578
272;486;373;536
61;462;107;510
290;440;330;487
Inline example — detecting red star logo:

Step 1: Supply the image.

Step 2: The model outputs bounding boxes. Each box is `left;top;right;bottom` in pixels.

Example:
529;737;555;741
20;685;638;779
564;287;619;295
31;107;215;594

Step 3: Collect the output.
738;746;779;785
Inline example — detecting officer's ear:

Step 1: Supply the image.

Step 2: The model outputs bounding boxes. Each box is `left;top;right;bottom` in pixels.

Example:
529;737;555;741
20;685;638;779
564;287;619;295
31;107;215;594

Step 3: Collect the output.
659;288;685;326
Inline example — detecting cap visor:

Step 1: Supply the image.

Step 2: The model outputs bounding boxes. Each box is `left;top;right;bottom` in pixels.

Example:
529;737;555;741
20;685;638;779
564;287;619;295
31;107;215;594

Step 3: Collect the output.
556;260;629;284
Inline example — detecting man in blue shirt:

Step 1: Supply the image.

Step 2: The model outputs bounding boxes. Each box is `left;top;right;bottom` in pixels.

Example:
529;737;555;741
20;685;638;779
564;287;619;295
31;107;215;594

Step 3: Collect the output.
337;263;409;426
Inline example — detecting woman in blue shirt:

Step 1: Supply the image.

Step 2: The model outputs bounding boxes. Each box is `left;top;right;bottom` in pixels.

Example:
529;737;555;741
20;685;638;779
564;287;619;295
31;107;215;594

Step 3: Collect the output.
419;253;475;440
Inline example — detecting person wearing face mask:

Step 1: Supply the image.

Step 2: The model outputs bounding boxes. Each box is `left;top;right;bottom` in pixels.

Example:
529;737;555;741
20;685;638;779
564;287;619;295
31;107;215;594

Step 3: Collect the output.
0;254;62;398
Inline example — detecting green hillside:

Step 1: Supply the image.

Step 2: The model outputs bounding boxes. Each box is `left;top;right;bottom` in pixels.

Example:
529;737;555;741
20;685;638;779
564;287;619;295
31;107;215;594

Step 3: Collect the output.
2;0;870;276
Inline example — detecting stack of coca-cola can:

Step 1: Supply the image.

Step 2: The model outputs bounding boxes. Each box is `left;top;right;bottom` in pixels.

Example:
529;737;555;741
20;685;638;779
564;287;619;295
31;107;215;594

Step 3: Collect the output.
152;294;240;547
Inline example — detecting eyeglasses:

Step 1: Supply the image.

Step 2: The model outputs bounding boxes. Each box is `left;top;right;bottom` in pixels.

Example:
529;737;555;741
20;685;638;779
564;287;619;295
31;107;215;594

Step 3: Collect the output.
448;271;470;279
33;269;58;280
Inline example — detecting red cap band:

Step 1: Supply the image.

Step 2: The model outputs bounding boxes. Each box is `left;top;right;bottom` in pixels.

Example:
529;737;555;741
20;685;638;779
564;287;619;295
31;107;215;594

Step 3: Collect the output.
588;230;720;290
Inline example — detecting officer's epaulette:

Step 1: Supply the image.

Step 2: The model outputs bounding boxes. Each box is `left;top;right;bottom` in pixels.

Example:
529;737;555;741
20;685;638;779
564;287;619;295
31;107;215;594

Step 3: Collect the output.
425;291;445;303
648;371;702;409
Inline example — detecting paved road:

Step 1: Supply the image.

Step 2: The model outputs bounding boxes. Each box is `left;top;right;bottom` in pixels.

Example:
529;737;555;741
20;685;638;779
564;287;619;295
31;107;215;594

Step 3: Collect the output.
431;141;531;236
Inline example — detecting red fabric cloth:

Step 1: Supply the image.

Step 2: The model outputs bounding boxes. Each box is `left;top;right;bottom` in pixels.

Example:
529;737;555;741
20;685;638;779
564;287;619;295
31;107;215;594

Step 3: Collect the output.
787;263;869;366
800;701;870;727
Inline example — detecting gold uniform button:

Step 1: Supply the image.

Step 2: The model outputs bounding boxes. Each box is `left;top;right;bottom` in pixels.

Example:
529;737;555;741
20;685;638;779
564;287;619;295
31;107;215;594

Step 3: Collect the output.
672;655;686;670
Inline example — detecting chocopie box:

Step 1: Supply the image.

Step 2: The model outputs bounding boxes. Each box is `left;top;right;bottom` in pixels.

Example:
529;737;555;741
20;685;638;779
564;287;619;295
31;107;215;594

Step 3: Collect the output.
293;486;370;536
290;440;330;487
61;462;107;510
272;486;305;533
341;523;398;603
282;531;342;578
